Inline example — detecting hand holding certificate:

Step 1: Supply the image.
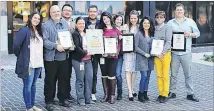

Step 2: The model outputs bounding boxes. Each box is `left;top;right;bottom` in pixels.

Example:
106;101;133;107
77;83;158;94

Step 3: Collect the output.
150;39;164;56
57;30;74;50
171;32;186;51
86;29;104;54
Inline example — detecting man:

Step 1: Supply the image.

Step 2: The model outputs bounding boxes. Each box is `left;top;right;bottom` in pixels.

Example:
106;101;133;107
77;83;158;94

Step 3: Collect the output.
61;3;75;102
43;5;72;110
167;3;200;102
84;5;100;101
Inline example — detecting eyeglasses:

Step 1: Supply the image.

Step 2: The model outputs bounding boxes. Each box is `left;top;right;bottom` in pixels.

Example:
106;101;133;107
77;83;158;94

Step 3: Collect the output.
63;9;72;12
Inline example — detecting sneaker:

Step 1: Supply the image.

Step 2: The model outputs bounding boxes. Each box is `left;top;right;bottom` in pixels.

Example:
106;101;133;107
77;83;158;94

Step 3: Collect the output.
26;108;34;111
45;103;55;111
32;106;43;111
186;94;199;102
159;96;168;103
92;94;97;101
78;102;86;106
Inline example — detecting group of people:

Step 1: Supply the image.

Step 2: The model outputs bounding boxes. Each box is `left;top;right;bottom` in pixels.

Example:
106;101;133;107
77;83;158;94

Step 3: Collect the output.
13;3;200;111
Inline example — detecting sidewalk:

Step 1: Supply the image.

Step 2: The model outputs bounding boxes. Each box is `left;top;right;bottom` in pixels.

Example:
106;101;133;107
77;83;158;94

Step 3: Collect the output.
1;46;213;111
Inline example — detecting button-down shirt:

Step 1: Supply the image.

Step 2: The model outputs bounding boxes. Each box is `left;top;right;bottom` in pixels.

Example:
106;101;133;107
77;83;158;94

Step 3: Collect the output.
167;17;200;55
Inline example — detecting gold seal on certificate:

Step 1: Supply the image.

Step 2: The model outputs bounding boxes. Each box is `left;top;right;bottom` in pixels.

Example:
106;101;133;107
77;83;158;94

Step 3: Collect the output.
103;36;118;55
150;39;164;56
86;29;104;54
57;30;74;50
171;32;186;51
122;34;134;53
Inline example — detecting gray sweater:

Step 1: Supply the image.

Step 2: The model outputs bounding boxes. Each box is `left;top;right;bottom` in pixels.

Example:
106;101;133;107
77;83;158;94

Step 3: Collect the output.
154;24;172;55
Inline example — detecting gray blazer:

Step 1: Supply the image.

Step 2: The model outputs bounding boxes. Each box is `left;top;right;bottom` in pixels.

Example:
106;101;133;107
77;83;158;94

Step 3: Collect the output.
135;31;154;71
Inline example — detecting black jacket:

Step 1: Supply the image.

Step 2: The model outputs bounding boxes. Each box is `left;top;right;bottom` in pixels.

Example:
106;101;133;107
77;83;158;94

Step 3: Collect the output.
71;30;87;62
84;17;100;29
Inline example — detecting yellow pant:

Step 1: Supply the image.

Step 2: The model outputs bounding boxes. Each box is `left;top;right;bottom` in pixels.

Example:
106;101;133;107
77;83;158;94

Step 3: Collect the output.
154;52;171;97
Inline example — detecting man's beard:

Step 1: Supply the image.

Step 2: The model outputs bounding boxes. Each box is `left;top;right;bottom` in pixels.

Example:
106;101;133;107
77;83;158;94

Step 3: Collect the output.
89;17;96;20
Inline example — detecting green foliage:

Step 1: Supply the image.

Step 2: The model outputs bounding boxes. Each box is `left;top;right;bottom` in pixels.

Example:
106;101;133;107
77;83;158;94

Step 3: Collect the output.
203;54;214;62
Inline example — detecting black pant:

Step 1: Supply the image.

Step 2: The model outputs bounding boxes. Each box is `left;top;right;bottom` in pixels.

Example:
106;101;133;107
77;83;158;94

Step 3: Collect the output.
44;59;70;103
100;58;118;77
91;55;101;94
67;55;72;97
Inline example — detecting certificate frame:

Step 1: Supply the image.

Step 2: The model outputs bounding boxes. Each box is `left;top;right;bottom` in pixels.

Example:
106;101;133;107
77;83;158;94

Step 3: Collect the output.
121;34;135;53
171;32;186;51
103;36;118;55
150;38;164;56
57;30;75;50
86;29;104;54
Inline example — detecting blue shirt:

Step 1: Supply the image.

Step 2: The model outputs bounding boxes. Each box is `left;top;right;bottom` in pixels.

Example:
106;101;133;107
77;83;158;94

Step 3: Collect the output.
167;17;200;55
42;18;70;61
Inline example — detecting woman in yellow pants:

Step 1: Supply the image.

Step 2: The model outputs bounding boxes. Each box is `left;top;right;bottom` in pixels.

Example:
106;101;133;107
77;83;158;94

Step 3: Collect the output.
154;11;172;103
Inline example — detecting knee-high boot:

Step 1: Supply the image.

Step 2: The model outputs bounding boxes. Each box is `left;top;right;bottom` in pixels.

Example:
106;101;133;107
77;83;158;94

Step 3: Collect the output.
109;79;116;104
100;78;109;102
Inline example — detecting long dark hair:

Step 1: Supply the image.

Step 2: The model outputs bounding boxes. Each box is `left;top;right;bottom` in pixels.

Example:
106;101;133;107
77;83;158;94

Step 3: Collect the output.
26;12;43;40
113;14;123;26
139;16;154;37
99;11;116;30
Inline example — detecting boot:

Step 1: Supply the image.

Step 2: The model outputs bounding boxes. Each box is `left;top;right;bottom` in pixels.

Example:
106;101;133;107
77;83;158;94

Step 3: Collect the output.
109;79;116;104
138;91;145;102
117;89;122;100
143;91;149;101
100;78;109;103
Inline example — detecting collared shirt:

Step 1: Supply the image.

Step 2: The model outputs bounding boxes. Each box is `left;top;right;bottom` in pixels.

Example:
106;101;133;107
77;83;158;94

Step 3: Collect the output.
167;17;200;55
42;18;70;61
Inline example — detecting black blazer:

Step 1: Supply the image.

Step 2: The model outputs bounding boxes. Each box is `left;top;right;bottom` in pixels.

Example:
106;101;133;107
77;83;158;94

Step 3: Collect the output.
71;30;87;62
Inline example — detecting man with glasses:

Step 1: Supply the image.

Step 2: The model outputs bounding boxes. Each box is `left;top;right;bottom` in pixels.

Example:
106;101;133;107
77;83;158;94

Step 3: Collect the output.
61;4;75;103
84;5;100;101
167;3;200;102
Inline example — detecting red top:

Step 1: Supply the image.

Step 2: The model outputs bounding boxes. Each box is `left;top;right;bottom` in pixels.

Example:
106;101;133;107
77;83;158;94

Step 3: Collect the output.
103;28;121;59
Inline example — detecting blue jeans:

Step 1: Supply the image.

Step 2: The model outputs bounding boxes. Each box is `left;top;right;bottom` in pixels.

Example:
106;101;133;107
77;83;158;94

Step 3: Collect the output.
139;70;151;93
116;55;123;91
22;67;42;109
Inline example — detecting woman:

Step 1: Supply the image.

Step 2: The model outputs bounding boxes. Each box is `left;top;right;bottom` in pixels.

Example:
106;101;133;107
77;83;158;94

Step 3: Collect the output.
154;11;172;103
123;10;139;101
72;17;94;106
135;16;155;103
99;11;121;104
13;12;43;111
113;14;124;100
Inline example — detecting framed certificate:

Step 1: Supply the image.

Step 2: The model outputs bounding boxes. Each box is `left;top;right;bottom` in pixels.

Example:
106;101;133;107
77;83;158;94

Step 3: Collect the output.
150;39;164;56
171;32;186;51
57;30;74;50
103;36;118;54
121;34;134;53
86;29;104;54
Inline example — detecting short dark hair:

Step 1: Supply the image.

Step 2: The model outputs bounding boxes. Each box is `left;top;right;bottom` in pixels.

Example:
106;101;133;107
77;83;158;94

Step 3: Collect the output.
62;4;73;11
88;5;98;12
174;3;184;10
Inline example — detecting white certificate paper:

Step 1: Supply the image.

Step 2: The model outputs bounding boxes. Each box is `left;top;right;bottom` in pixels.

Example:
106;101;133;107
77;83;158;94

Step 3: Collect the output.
58;31;73;49
86;29;104;54
172;33;185;50
150;39;164;55
122;35;134;52
104;37;117;54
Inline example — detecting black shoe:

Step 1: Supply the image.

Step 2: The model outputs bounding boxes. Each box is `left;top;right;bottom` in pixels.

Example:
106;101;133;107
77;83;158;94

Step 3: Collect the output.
133;93;137;97
117;94;122;100
67;95;75;102
187;94;199;102
168;92;176;99
156;95;162;101
143;91;149;101
45;103;55;111
138;91;145;103
129;97;134;101
59;100;72;107
160;96;168;103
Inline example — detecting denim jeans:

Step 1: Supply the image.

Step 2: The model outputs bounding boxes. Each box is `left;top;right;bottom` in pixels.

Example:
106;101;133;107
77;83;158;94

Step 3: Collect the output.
116;55;123;91
22;67;42;109
139;70;151;93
